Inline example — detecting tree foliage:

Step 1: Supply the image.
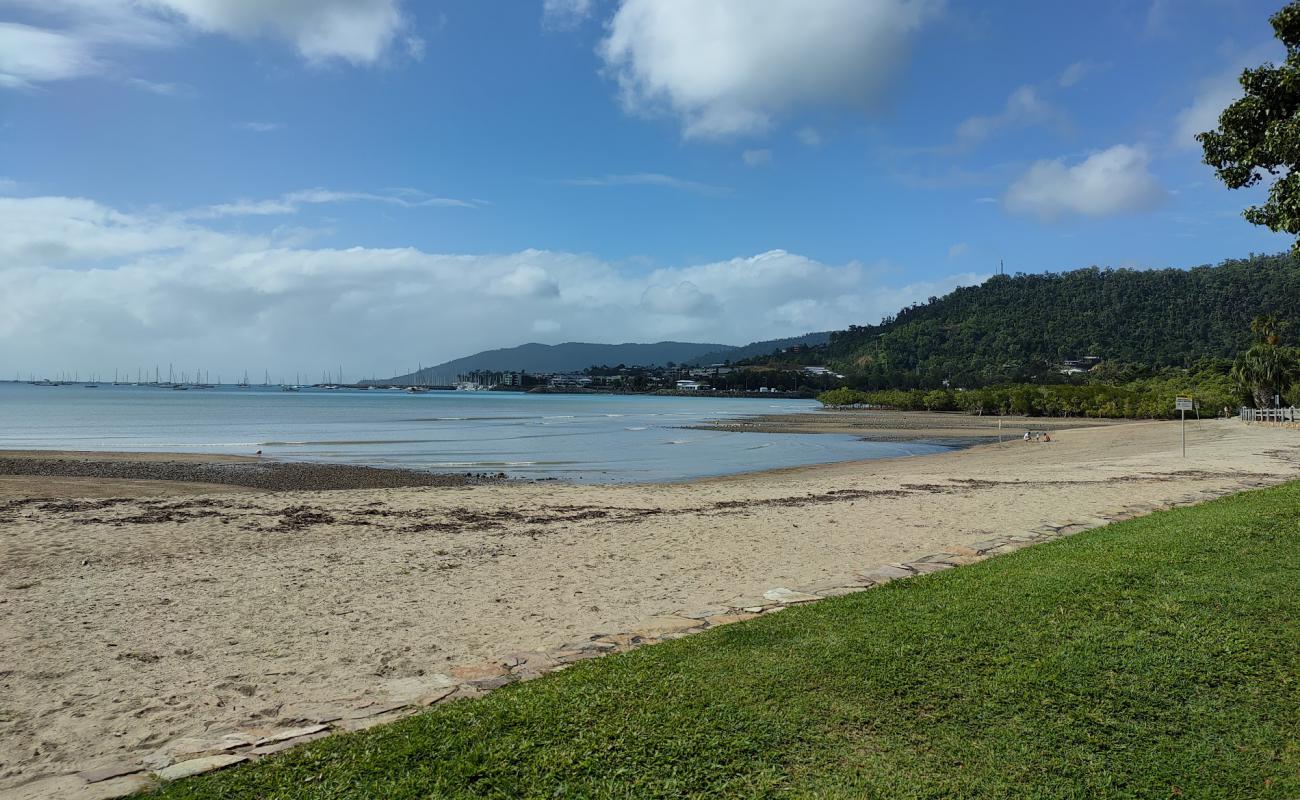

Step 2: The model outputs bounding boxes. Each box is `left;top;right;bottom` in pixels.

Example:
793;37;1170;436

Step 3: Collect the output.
1231;315;1300;407
1198;1;1300;248
817;363;1244;420
767;253;1300;390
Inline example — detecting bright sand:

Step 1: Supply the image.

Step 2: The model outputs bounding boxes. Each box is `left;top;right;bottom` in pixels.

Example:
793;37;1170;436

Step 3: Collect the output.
3;419;1299;793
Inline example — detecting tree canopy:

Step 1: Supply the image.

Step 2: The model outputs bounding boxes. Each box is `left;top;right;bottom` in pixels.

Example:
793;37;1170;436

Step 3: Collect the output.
759;253;1300;391
1198;1;1300;249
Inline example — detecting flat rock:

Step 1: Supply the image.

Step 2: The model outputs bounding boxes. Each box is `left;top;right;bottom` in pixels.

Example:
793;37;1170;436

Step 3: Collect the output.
808;586;865;598
678;608;729;620
629;615;701;637
254;724;329;747
249;731;331;757
469;674;514;691
910;561;954;573
705;612;761;626
383;674;459;704
337;710;412;733
763;587;822;604
78;762;144;784
857;564;915;582
156;754;248;782
450;662;509;680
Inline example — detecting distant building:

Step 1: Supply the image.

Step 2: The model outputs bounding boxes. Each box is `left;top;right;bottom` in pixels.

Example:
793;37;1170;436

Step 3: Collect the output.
675;380;705;391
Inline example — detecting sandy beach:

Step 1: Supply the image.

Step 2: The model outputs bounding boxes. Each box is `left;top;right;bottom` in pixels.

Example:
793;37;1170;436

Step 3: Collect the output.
3;417;1299;796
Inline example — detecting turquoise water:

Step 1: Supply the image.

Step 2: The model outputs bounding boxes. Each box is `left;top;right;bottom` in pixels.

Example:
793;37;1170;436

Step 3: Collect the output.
0;383;950;483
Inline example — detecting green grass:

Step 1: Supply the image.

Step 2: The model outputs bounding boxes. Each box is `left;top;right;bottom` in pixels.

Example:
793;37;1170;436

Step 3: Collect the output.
147;482;1300;799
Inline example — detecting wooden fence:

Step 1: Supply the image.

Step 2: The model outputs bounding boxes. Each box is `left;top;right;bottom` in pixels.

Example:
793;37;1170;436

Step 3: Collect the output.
1240;406;1300;424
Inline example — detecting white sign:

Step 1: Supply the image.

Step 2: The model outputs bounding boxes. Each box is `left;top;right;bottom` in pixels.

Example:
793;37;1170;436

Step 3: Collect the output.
1175;396;1194;411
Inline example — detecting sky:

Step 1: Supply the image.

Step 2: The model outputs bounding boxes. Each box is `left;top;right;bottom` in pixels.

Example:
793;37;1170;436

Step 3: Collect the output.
0;0;1293;381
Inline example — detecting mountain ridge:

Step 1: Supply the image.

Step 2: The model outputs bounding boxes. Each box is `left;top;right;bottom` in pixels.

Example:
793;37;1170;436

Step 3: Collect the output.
369;332;829;384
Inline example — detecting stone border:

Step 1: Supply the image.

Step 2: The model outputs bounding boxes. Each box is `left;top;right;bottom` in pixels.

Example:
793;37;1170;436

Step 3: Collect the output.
17;476;1287;799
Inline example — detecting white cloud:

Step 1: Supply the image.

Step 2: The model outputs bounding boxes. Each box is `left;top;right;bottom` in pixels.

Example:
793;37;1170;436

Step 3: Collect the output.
947;242;968;259
1173;43;1285;151
237;121;283;133
955;85;1064;148
796;126;823;147
0;0;417;90
742;148;772;167
598;0;941;138
1002;144;1167;221
1057;61;1091;88
0;193;982;378
144;0;412;65
491;265;561;298
542;0;594;29
562;173;729;195
186;188;482;219
0;22;98;88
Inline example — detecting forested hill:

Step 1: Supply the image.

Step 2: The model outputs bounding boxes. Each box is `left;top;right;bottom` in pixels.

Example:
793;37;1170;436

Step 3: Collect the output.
792;252;1300;389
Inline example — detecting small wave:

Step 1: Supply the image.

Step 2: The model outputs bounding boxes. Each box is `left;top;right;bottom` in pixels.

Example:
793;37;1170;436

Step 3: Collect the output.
624;426;648;431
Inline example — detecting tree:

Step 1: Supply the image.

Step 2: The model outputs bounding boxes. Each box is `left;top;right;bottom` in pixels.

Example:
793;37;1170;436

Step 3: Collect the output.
1232;316;1299;407
1198;2;1300;249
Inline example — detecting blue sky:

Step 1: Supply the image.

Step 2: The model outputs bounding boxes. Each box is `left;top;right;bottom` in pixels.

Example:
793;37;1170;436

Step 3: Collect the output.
0;0;1293;378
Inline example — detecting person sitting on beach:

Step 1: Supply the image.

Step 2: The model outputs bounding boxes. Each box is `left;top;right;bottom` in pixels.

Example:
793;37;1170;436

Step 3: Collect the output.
1023;431;1031;441
1042;433;1051;442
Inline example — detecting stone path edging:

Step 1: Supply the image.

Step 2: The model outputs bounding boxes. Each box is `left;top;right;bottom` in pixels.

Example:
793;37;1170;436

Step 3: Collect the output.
19;476;1285;799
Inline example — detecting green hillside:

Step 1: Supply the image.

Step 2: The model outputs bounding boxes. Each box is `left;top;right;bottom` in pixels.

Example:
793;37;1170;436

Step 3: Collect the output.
801;252;1300;389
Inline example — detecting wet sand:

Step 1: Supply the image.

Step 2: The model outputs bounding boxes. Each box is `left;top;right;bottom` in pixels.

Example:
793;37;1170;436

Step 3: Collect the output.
3;420;1300;796
0;452;500;499
694;408;1125;442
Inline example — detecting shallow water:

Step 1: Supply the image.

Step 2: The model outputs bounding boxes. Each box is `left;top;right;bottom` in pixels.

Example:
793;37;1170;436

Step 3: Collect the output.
0;383;950;482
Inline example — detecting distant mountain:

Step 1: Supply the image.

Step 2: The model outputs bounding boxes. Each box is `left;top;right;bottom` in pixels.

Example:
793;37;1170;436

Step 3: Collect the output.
371;341;733;384
369;332;833;384
687;332;831;366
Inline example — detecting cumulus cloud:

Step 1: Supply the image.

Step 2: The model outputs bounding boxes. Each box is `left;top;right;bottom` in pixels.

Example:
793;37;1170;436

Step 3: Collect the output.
742;149;772;167
491;265;561;298
598;0;940;138
0;0;417;90
947;242;968;259
1002;144;1167;221
0;193;982;378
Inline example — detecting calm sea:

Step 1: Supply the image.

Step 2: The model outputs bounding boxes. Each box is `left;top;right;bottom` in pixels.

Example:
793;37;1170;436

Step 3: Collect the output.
0;383;950;483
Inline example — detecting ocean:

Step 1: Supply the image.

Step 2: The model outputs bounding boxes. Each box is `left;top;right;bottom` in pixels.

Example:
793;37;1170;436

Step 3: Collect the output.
0;383;951;483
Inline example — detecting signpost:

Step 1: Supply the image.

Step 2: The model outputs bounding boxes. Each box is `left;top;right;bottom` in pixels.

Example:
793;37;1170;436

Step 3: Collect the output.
1175;396;1195;457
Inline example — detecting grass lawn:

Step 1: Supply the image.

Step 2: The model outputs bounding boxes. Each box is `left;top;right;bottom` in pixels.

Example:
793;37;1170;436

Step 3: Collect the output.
146;482;1300;799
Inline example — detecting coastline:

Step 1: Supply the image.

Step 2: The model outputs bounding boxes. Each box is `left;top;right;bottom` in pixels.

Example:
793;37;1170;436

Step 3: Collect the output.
1;410;1121;498
4;418;1300;795
0;451;504;499
690;407;1126;442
